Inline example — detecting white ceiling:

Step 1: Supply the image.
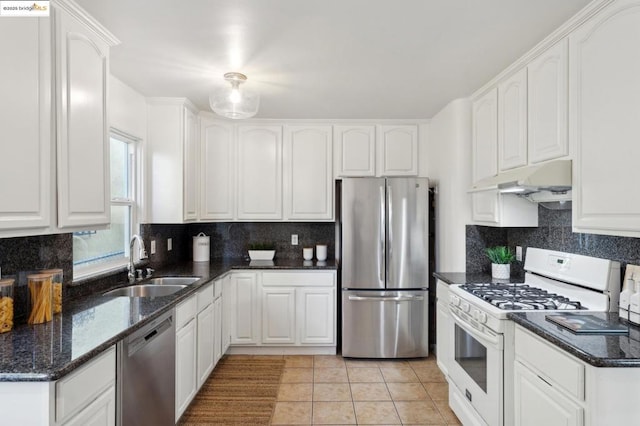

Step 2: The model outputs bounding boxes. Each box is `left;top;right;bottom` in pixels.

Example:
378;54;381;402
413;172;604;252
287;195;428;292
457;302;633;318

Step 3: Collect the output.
77;0;591;119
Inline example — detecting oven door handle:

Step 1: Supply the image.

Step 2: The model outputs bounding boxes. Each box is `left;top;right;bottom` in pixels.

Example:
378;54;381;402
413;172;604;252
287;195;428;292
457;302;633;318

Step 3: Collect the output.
450;308;502;349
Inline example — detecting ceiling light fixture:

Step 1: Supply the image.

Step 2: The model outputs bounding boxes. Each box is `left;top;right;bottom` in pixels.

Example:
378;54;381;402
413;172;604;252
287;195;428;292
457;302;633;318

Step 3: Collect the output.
209;72;260;119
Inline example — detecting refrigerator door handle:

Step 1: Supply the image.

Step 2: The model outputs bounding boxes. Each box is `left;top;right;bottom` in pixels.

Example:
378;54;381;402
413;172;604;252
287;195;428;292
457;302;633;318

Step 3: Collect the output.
379;184;385;284
348;295;425;302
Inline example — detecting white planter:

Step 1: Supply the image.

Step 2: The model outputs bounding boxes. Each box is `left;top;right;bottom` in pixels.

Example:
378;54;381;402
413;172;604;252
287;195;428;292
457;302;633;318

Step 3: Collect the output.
248;250;275;260
491;263;511;279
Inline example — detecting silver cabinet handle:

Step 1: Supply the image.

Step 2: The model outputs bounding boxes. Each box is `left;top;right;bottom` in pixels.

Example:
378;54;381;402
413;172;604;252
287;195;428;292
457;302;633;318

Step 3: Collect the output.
348;295;424;302
379;184;385;285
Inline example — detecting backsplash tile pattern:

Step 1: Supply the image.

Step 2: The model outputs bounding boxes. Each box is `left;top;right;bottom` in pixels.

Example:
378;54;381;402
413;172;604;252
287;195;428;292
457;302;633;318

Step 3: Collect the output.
467;206;640;281
140;223;190;267
188;222;335;261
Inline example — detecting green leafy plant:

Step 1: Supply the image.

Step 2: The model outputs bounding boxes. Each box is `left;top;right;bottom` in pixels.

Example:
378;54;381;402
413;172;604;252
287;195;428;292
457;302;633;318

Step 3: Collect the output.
248;242;276;251
484;246;516;264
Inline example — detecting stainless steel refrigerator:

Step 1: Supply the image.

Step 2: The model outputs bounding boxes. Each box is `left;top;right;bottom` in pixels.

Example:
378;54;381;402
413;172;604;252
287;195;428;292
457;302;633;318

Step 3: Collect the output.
341;177;429;358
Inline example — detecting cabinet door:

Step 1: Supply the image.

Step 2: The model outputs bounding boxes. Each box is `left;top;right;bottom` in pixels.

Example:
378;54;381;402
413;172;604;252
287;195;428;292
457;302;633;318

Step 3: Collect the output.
201;119;235;220
0;19;51;232
334;125;376;177
175;319;197;421
472;88;498;184
197;303;215;389
55;8;110;229
498;69;528;171
237;126;283;220
471;190;500;225
528;39;568;163
183;107;199;221
284;126;333;220
262;287;296;344
61;386;116;426
213;297;223;364
570;0;640;236
229;273;259;344
377;125;418;176
514;361;584;426
221;276;232;353
297;287;335;344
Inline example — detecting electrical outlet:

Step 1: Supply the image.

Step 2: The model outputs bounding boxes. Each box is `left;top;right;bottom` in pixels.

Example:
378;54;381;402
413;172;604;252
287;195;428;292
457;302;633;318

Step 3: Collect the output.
516;246;523;262
291;234;299;245
150;240;156;255
168;238;172;251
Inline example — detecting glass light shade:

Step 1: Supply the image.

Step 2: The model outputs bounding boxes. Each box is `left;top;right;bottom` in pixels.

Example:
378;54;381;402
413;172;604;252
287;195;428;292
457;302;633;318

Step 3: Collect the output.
209;73;260;119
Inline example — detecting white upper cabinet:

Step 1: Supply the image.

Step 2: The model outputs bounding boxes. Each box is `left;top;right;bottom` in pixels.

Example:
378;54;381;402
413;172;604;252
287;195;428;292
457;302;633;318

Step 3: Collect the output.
183;108;199;221
237;125;283;220
284;125;333;220
200;117;235;220
377;125;419;176
0;1;117;236
528;39;569;164
55;5;111;229
570;0;640;237
472;88;499;184
498;68;528;171
334;125;376;177
147;98;199;223
471;189;538;227
0;19;51;231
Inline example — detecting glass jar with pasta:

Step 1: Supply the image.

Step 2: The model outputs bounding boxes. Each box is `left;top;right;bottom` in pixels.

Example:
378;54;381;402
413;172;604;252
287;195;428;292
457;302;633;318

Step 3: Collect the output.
27;274;53;325
39;269;63;314
0;278;14;333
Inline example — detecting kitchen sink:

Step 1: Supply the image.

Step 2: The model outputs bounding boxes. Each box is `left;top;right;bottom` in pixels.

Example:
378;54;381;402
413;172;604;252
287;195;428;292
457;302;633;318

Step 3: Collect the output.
103;284;187;298
146;276;200;286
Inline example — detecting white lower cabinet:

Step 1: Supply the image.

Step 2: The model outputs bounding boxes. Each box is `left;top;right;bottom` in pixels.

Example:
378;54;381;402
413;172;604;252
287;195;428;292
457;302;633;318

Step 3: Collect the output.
227;270;337;352
175;312;197;422
61;386;116;426
297;287;335;344
435;280;451;377
196;303;215;388
221;275;232;354
229;272;260;344
514;360;583;426
262;287;296;344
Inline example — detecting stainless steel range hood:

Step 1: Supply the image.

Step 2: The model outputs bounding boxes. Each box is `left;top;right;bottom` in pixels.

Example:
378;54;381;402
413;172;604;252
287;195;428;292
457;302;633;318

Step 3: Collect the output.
473;159;572;195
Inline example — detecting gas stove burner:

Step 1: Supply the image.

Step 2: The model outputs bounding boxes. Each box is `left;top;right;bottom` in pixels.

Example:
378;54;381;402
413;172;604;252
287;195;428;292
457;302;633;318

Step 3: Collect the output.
460;283;584;311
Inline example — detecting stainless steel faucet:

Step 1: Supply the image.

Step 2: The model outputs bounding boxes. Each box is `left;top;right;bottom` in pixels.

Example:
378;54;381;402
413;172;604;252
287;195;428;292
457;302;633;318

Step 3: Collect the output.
128;234;148;284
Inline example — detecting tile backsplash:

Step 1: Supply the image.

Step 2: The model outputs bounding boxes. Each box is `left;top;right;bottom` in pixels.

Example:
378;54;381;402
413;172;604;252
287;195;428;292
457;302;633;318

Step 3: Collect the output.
467;205;640;279
141;222;336;266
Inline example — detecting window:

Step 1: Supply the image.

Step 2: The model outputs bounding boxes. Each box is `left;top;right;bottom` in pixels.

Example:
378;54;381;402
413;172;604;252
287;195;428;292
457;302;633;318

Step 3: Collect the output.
73;132;139;278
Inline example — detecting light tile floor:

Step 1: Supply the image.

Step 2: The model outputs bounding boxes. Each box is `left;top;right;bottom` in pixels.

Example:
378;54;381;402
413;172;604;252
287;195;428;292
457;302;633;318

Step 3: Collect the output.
268;354;462;425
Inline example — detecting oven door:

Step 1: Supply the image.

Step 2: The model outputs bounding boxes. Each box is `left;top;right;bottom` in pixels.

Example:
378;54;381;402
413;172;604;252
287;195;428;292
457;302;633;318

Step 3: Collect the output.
448;307;503;426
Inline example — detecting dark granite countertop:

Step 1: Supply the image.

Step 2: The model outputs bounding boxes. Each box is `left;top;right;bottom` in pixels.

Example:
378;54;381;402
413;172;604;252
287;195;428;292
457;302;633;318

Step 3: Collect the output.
433;271;525;285
509;311;640;367
0;258;337;382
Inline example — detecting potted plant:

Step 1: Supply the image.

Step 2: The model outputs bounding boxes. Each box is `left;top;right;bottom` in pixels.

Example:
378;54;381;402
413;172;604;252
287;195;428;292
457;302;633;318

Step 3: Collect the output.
248;242;276;261
485;246;516;279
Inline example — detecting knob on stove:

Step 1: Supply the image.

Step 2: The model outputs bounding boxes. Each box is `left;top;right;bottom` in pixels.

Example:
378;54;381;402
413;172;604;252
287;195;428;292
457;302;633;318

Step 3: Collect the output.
451;295;460;306
461;302;470;312
478;312;488;324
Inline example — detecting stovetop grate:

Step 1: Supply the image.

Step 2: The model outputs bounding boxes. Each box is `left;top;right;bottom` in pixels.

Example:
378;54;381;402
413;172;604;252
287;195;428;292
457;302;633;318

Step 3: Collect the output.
460;283;584;311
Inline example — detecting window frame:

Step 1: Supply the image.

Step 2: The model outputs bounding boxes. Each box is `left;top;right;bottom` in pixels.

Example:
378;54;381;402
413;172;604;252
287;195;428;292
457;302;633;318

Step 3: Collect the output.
73;129;142;280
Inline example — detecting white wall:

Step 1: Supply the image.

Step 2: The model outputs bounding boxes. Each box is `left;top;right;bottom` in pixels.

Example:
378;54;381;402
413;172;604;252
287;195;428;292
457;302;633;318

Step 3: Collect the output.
427;98;471;272
109;75;146;139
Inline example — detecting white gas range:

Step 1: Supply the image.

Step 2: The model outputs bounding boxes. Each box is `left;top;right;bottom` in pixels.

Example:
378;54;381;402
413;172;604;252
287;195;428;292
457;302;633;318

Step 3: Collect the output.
446;248;620;426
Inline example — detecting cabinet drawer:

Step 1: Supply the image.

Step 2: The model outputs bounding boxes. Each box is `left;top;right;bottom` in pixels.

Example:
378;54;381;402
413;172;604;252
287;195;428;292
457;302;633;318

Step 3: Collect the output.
197;283;214;312
515;326;584;400
55;346;115;422
262;271;334;287
176;295;197;330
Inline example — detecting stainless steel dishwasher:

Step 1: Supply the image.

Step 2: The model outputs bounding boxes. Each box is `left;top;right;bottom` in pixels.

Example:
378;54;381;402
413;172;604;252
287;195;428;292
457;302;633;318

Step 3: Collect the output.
118;310;175;426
